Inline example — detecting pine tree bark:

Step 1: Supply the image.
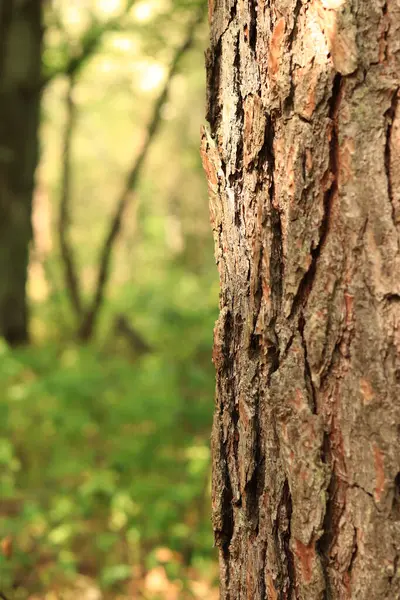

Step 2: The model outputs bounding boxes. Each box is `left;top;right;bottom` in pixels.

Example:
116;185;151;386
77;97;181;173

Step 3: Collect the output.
0;1;42;345
202;1;400;598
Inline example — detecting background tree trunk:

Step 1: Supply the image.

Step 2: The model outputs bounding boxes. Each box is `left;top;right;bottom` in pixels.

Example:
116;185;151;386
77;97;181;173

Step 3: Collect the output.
202;1;400;598
0;1;42;345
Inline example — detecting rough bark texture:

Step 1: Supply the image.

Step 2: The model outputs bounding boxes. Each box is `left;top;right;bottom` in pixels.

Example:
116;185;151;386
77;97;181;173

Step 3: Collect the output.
0;1;42;344
202;1;400;598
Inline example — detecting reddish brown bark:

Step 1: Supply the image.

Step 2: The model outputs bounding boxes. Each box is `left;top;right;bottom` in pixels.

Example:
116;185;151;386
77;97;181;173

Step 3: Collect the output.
202;1;400;598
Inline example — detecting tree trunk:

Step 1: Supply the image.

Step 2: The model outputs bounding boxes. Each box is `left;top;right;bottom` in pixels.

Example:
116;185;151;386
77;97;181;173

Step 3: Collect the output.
0;1;42;345
202;1;400;598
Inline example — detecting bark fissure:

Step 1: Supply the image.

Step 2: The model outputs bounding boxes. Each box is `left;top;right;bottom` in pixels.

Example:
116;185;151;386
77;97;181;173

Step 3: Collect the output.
269;193;283;318
244;387;264;534
389;553;399;586
285;0;303;113
232;32;244;190
205;44;222;130
380;1;389;64
384;87;399;233
347;528;358;580
298;314;316;413
281;479;297;600
248;0;257;52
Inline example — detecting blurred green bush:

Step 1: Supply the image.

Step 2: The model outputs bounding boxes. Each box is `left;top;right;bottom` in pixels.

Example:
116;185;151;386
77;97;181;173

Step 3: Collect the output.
0;273;218;597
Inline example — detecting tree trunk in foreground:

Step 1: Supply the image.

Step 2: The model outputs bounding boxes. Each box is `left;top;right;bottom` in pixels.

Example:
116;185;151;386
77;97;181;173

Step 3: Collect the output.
202;1;400;598
0;1;42;345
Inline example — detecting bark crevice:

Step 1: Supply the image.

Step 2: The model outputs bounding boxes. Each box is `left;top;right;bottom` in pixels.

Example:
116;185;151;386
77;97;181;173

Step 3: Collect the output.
248;0;257;52
384;87;399;233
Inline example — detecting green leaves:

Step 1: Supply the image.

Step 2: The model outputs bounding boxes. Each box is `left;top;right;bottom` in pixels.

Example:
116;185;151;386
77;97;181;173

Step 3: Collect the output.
0;318;215;595
101;563;132;588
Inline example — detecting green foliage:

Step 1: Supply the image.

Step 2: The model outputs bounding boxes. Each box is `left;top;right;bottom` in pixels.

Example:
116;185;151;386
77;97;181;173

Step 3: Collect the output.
0;284;217;595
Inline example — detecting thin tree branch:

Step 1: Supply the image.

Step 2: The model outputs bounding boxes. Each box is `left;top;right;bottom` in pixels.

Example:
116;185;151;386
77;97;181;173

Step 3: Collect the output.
114;314;152;354
42;0;137;86
78;6;206;341
58;75;83;318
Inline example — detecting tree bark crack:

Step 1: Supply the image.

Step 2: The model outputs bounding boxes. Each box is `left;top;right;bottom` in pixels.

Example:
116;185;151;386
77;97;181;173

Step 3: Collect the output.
284;0;303;113
384;87;399;236
298;313;317;413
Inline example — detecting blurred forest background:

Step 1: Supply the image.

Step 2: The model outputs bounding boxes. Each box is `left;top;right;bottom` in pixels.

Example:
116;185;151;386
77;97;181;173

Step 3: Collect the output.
0;0;219;598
